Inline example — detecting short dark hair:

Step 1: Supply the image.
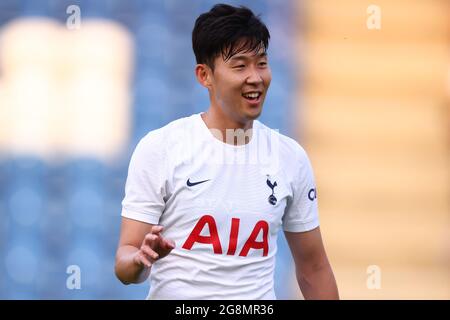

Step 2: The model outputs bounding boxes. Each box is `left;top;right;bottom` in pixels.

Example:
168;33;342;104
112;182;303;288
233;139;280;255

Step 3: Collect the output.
192;3;270;70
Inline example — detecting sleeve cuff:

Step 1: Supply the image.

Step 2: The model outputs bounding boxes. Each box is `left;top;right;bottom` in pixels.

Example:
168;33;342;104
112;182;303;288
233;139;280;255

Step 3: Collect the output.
283;217;320;233
121;208;161;225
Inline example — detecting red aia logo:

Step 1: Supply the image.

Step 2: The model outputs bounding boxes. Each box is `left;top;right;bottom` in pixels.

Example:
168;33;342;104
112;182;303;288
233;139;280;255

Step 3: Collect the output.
182;215;269;257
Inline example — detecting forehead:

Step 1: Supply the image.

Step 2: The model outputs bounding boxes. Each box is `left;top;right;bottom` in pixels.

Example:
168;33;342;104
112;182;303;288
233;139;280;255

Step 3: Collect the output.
229;51;267;61
216;38;268;63
214;48;267;65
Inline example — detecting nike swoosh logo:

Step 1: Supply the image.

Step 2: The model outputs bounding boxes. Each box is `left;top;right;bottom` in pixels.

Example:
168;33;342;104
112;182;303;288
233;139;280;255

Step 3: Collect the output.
186;178;210;187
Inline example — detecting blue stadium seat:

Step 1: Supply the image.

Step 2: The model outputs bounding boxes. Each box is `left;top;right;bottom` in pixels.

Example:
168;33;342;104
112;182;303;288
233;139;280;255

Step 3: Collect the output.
41;199;71;253
0;0;20;25
4;237;43;299
141;0;167;15
134;75;169;102
19;0;50;16
8;184;45;229
65;158;107;190
35;253;67;298
67;184;104;231
8;157;46;188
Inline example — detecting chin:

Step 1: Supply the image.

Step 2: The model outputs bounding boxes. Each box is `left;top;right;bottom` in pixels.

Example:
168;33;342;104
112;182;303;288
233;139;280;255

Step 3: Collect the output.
246;112;261;120
244;107;263;120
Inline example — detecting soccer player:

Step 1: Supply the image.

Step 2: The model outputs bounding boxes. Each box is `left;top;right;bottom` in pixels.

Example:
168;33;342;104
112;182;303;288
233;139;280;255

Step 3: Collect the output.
115;4;339;300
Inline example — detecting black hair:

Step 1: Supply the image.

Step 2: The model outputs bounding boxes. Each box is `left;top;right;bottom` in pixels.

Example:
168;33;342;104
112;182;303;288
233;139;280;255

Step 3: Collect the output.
192;3;270;70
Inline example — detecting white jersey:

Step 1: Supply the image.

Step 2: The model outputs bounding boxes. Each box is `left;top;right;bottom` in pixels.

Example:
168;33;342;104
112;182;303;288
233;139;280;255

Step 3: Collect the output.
121;113;319;299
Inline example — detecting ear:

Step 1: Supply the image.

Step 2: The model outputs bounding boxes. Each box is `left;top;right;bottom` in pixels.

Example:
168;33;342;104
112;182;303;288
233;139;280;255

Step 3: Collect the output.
195;64;213;89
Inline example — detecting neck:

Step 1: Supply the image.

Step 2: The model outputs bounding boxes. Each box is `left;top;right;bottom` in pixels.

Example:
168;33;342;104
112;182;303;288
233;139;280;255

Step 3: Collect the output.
201;105;254;145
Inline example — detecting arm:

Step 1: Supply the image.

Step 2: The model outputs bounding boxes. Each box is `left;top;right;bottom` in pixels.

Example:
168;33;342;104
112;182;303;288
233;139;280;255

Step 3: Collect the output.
114;217;175;285
284;227;339;300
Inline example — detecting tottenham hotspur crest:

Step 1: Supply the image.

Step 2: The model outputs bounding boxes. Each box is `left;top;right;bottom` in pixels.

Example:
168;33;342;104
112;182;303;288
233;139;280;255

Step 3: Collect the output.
266;176;277;205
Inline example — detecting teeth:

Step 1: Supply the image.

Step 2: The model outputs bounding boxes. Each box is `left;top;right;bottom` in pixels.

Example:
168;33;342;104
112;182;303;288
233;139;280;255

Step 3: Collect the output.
243;92;260;99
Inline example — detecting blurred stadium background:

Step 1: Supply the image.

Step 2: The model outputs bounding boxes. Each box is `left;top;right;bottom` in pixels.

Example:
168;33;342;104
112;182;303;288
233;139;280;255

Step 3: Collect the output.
0;0;448;299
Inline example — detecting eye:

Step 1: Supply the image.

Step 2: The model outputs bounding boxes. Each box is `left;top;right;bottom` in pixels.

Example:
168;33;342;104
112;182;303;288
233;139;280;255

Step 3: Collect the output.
233;64;245;69
259;61;268;67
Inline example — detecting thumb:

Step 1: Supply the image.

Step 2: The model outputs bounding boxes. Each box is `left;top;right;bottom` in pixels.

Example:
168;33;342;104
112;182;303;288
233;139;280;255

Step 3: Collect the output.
151;225;164;234
162;238;176;250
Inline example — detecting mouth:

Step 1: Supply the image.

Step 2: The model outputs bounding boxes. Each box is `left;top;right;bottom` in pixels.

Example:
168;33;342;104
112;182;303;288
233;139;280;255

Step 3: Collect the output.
241;91;262;105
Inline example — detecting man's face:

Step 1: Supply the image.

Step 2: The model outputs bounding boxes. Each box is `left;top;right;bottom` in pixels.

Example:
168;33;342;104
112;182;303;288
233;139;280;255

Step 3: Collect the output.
208;47;272;124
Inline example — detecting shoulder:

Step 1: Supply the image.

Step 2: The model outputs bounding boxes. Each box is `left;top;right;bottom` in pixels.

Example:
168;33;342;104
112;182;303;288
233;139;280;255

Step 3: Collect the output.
138;114;198;150
255;120;310;165
129;115;198;168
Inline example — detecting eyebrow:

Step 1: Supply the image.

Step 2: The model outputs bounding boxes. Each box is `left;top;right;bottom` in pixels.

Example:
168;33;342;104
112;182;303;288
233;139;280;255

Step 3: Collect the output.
229;52;267;61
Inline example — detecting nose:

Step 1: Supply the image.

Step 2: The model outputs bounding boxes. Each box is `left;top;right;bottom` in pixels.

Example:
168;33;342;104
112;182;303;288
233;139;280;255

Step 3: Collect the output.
245;66;263;85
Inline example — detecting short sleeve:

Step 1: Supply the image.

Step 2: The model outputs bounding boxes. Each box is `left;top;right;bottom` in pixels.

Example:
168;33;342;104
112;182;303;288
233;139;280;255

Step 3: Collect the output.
121;133;167;225
282;146;320;232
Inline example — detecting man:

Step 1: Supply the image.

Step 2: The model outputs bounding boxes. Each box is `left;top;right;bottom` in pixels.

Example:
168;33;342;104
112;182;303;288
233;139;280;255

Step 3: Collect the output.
115;3;339;300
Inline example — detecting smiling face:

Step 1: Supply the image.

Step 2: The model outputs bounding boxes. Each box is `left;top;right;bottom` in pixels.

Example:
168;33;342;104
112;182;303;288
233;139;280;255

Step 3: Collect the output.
198;44;272;126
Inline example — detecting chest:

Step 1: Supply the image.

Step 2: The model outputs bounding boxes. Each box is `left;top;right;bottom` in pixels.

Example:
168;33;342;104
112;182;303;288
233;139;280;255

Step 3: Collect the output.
161;151;293;258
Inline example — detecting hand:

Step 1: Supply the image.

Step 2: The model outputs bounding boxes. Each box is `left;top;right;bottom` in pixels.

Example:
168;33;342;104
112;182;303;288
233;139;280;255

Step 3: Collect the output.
133;225;175;268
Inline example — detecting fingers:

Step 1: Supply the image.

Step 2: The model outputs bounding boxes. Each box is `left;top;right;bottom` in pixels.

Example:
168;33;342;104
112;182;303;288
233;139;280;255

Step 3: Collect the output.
135;251;152;268
150;225;164;234
135;245;159;268
141;225;176;259
160;237;176;250
144;226;175;249
144;233;162;250
144;226;163;248
141;244;159;261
